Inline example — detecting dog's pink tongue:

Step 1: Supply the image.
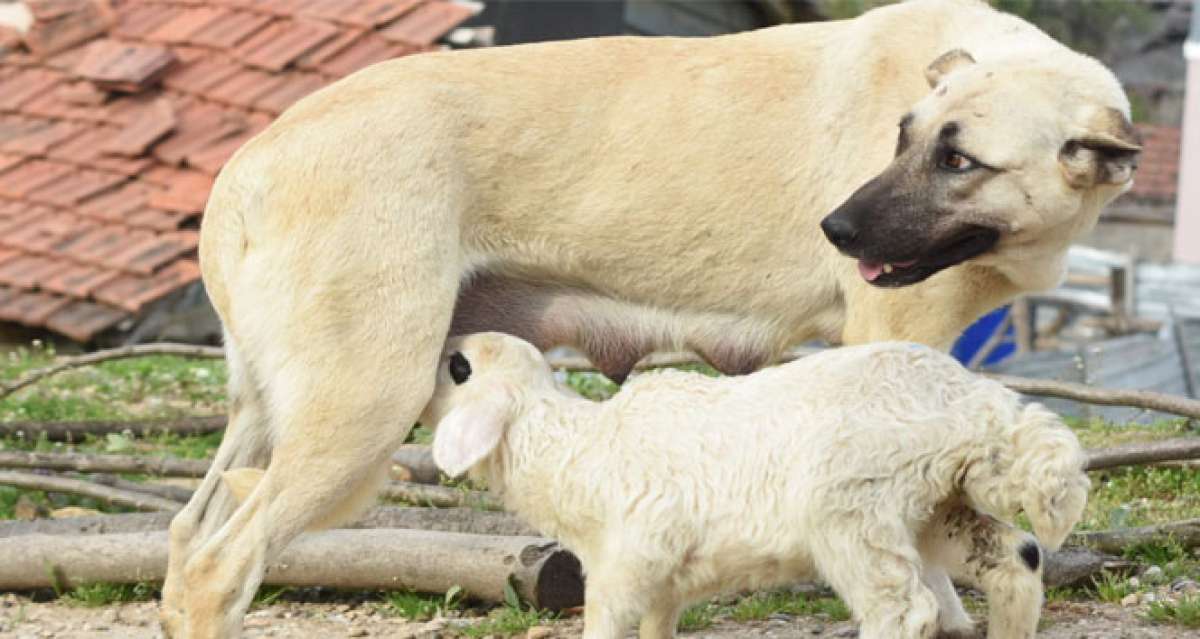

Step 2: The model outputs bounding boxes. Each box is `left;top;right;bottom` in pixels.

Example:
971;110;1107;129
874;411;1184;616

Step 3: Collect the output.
858;260;884;282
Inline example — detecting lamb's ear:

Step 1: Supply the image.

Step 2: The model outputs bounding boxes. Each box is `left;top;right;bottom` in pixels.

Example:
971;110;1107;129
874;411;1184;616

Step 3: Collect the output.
221;468;265;505
1059;107;1142;188
924;48;975;88
432;396;512;478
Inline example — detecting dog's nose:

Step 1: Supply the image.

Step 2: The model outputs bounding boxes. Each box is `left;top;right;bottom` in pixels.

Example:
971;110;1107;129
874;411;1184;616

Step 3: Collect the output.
820;214;859;250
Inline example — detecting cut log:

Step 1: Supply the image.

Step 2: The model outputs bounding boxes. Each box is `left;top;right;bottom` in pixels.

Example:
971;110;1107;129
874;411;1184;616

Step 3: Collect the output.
0;451;209;477
74;474;194;503
0;529;583;610
0;470;182;512
1072;518;1200;555
0;506;537;538
392;445;439;484
1085;438;1200;471
381;481;501;510
1043;547;1135;587
0;416;226;443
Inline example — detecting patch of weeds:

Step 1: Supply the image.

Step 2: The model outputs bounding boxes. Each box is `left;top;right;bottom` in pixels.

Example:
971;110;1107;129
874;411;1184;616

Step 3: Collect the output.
253;586;293;608
461;582;553;637
387;586;464;621
1144;594;1200;628
1123;538;1189;567
407;425;434;446
1044;585;1087;603
564;371;619;401
728;590;849;622
1080;465;1200;531
678;602;721;632
1089;571;1135;604
149;430;223;460
64;582;158;607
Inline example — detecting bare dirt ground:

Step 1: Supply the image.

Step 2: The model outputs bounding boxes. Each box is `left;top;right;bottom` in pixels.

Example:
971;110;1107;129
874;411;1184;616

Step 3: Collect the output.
1;597;1197;639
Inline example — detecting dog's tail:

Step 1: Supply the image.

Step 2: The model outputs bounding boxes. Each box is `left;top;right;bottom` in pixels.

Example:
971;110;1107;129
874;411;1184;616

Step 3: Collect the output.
963;402;1089;551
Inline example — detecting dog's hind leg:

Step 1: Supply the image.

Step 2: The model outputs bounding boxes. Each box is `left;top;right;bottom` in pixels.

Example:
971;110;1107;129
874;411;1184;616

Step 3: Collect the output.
920;503;1043;639
161;334;271;637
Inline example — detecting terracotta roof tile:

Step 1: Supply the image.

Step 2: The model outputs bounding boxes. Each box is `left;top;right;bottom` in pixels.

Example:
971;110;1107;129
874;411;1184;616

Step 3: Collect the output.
317;32;406;77
0;69;64;112
102;97;175;156
0;209;49;237
152;103;246;166
295;27;364;70
125;206;193;231
103;229;198;274
343;0;426;28
0;159;73;198
27;1;92;22
26;168;124;207
145;6;230;44
74;39;178;92
65;224;153;266
45;299;128;341
0;254;73;289
57;79;109;105
161;56;242;95
76;180;159;222
3;119;85;156
43;46;88;73
1;212;95;253
188;11;274;49
147;170;212;212
23;0;115;58
253;71;325;114
0;154;23;174
0;290;73;325
40;262;120;296
0;247;20;267
234;19;339;72
94;259;200;312
111;4;181;40
186;128;256;175
378;1;473;46
206;68;284;109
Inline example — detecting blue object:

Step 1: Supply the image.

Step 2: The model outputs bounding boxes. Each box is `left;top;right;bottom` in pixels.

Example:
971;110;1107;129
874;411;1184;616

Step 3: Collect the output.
951;305;1016;367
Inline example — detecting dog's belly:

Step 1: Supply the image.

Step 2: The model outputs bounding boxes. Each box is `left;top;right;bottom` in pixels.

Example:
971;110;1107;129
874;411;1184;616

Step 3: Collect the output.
449;272;790;383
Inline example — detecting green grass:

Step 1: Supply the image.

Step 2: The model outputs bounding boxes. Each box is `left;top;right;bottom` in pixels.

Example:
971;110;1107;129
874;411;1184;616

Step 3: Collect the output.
678;602;721;632
63;582;159;607
459;605;550;637
1144;594;1200;628
1090;571;1136;604
728;590;850;622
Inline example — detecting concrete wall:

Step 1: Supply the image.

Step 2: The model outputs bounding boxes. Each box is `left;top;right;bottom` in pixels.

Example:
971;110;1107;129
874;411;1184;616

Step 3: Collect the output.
1175;25;1200;264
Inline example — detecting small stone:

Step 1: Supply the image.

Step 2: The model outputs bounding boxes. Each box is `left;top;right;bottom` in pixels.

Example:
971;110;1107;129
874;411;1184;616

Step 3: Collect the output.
810;623;825;635
834;628;858;638
101;609;119;624
768;613;793;623
1171;578;1199;593
1128;577;1140;589
1143;566;1164;583
526;626;553;639
1120;593;1139;607
347;626;369;637
1142;593;1157;603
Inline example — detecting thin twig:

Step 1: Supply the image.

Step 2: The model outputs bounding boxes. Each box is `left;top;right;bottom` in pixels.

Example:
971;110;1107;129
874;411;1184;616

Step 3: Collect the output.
70;473;194;503
1086;438;1200;471
1072;518;1200;555
985;373;1200;421
0;451;209;477
0;343;224;400
0;470;182;512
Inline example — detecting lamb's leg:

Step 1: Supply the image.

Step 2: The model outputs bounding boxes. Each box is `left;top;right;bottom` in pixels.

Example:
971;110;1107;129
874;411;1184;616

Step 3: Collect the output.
920;504;1043;639
581;568;645;639
812;525;939;639
922;567;976;638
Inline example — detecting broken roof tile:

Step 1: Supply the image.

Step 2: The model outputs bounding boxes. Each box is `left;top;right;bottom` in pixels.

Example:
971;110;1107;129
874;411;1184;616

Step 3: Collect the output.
0;254;73;289
0;290;72;325
152;104;246;166
145;6;229;44
73;39;178;92
26;168;124;207
188;10;274;49
0;159;73;198
45;299;128;341
147;170;212;212
102;97;175;156
378;0;474;46
94;259;200;312
235;19;339;72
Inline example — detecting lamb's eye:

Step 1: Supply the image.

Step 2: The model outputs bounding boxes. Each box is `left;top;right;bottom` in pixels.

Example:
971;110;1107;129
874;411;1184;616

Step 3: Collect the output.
448;352;471;385
939;150;976;172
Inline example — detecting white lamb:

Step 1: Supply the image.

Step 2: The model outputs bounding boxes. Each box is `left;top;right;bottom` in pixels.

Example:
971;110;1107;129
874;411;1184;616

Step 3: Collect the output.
423;333;1090;639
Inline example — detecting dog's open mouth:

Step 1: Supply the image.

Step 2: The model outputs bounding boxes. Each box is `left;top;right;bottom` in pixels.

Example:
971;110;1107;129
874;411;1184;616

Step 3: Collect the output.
857;225;1001;288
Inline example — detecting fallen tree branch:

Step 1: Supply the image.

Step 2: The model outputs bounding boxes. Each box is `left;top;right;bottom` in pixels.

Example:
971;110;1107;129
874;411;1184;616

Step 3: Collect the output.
0;470;182;512
380;481;501;510
1043;546;1135;588
0;343;224;400
0;506;536;539
1072;518;1200;555
0;416;226;443
72;474;194;504
0;451;209;477
0;529;582;610
1086;438;1200;471
983;374;1200;421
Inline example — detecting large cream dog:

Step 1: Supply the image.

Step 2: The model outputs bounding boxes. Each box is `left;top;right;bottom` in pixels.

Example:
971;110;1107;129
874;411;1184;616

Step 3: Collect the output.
162;0;1138;636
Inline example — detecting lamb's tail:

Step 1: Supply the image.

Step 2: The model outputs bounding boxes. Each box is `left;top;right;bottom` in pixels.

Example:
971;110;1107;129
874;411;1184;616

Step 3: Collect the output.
964;402;1089;551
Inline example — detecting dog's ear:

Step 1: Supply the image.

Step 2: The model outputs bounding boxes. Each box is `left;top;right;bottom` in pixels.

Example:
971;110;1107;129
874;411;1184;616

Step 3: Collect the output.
431;387;514;478
1059;107;1142;188
924;49;975;88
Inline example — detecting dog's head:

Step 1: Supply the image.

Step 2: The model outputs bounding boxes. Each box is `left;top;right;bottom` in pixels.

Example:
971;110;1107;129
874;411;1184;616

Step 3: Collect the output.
820;48;1140;290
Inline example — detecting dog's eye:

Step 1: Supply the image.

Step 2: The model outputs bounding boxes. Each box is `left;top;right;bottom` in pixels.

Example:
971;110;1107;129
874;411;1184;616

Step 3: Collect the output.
448;352;471;385
939;150;976;172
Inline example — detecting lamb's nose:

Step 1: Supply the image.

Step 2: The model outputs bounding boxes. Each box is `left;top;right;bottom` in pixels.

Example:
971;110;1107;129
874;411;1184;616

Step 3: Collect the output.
820;214;859;250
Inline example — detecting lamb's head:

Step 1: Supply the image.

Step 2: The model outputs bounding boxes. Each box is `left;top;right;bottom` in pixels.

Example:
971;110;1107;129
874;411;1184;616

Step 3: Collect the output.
422;332;556;478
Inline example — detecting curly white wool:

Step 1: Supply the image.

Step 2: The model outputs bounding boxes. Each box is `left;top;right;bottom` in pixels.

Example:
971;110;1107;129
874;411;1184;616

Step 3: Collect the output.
424;334;1089;639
